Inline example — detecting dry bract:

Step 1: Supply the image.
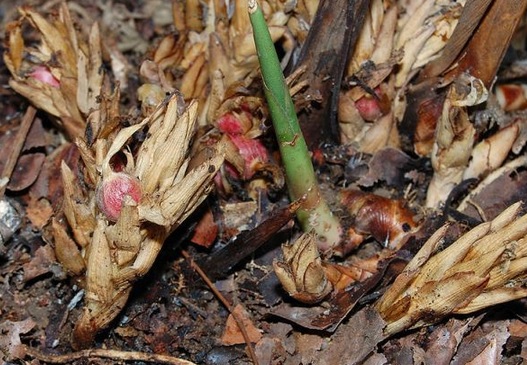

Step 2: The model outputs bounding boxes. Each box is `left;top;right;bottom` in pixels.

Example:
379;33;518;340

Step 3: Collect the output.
425;74;487;208
339;189;418;252
52;94;223;348
4;4;103;140
376;202;527;336
463;121;520;180
274;233;333;304
340;0;461;150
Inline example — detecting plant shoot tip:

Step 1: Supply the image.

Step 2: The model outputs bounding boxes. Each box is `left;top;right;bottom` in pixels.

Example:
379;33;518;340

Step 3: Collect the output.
248;0;257;13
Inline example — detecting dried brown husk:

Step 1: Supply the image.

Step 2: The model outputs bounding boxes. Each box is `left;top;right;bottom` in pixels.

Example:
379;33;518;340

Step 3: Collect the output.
274;233;333;304
51;94;223;349
339;189;417;251
376;202;527;336
425;74;487;208
4;4;104;140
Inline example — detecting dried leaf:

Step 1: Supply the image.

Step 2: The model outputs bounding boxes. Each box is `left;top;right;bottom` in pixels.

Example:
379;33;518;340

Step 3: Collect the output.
0;318;36;360
190;208;218;248
444;1;527;88
221;304;262;345
317;306;387;365
25;196;53;230
22;244;57;282
294;0;369;149
6;153;45;192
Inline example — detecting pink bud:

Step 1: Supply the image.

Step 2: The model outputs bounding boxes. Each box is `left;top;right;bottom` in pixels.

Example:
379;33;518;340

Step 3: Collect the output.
217;113;246;135
355;88;383;121
229;135;268;179
96;172;142;221
29;66;60;88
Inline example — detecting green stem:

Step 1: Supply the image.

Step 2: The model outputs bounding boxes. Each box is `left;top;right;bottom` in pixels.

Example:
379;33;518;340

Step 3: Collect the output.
248;0;342;252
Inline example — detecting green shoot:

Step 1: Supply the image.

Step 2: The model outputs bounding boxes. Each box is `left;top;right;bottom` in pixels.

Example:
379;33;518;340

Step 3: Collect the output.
247;0;342;252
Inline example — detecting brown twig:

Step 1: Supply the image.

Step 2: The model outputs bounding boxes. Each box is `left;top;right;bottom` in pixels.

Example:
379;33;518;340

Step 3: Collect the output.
25;347;197;364
181;250;260;365
0;105;37;197
201;200;299;279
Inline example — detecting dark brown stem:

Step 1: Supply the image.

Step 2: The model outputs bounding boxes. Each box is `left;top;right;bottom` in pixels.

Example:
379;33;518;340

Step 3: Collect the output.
0;106;37;197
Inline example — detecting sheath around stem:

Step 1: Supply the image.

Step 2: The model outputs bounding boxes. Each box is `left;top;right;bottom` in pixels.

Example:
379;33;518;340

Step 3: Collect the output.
248;0;342;252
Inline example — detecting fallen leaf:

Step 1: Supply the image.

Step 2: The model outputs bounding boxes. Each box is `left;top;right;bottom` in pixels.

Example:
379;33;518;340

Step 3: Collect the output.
424;317;477;365
357;147;421;188
7;153;46;192
452;320;510;365
0;318;36;360
255;337;287;365
318;306;387;365
221;304;262;345
25;196;53;229
190;207;218;248
23;244;57;282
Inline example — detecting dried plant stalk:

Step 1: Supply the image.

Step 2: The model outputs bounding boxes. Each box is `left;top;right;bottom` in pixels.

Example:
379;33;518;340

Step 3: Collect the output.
376;202;527;336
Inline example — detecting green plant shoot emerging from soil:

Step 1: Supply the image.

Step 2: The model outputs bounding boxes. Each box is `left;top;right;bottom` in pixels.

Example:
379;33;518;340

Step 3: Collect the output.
248;0;342;253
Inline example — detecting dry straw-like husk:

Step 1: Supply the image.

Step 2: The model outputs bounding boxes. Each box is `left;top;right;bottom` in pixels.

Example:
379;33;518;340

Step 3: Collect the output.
4;4;103;140
376;202;527;336
52;94;223;349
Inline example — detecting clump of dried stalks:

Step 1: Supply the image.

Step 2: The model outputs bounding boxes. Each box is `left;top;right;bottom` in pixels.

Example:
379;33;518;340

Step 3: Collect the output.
376;202;527;336
142;0;296;123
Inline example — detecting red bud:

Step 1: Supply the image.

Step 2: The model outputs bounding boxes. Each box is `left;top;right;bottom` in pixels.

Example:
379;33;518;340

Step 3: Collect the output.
96;172;142;221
